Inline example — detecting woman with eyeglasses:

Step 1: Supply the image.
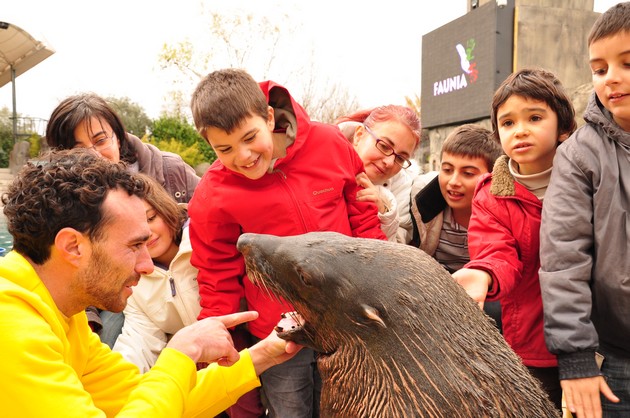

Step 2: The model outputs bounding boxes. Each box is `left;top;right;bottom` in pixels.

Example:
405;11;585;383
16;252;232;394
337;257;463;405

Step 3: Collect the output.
45;93;199;204
44;92;200;349
336;105;421;243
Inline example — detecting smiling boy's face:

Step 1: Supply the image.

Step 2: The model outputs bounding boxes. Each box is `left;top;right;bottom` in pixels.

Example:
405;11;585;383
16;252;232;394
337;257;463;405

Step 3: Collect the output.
438;152;490;214
589;31;630;132
204;107;276;180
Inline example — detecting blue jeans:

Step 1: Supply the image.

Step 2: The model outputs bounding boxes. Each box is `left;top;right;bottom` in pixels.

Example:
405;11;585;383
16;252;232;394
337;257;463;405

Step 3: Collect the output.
259;347;321;418
600;349;630;416
99;310;125;349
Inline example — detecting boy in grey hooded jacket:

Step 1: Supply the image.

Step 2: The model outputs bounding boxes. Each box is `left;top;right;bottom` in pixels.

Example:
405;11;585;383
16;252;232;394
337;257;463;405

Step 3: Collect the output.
539;3;630;417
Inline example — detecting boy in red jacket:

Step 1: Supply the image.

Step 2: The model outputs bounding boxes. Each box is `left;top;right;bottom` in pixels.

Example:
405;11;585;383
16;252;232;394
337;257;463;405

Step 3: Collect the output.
188;68;386;418
451;68;576;414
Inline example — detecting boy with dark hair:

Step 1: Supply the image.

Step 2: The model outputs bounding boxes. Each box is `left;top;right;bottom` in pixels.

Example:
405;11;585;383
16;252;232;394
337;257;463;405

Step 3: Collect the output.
411;123;503;270
540;3;630;416
188;68;386;417
410;123;504;330
452;68;577;414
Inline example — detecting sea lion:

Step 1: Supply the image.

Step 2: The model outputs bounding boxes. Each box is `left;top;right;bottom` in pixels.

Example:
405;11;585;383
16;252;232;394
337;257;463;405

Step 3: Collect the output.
237;231;560;418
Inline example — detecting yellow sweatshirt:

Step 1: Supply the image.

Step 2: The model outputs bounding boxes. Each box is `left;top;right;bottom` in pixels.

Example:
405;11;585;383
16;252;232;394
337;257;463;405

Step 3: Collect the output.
0;251;260;418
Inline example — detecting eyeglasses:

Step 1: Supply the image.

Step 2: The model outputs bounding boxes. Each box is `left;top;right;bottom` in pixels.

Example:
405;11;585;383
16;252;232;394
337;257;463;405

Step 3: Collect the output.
363;125;412;169
78;132;116;153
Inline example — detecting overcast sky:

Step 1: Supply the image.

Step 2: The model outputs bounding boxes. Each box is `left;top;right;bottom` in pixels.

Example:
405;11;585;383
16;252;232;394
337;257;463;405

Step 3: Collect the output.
1;0;621;128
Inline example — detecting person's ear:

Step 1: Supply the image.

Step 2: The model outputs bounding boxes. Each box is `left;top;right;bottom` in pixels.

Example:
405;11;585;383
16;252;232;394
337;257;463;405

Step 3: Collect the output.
558;132;570;143
266;106;275;130
54;227;89;267
353;124;368;146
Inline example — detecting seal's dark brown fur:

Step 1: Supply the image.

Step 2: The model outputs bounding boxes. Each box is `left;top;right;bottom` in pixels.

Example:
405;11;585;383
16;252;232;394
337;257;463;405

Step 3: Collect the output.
237;231;560;418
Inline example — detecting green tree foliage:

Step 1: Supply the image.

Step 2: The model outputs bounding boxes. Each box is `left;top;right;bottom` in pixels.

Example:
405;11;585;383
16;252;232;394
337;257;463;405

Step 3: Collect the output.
0;108;43;167
150;115;216;166
150;138;207;168
404;94;421;116
106;96;152;137
0;108;12;167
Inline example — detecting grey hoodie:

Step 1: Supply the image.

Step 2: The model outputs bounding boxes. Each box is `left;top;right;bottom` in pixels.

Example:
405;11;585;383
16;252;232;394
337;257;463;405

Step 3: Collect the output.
540;92;630;379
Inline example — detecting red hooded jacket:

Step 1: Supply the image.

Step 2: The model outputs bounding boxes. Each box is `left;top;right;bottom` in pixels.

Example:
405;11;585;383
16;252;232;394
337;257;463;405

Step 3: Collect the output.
464;156;556;368
188;80;386;338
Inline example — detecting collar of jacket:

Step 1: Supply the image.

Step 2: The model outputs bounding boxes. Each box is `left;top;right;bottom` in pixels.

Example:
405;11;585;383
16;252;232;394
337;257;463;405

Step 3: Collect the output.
585;91;630;148
414;174;447;222
489;155;515;197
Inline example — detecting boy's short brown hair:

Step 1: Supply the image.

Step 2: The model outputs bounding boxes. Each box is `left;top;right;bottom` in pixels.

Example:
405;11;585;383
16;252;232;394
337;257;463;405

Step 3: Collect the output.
490;67;576;142
588;2;630;46
441;124;504;172
190;68;269;138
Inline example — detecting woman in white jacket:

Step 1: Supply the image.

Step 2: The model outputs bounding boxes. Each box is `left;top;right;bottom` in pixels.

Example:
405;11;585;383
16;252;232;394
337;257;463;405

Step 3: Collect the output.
336;105;421;243
113;174;200;373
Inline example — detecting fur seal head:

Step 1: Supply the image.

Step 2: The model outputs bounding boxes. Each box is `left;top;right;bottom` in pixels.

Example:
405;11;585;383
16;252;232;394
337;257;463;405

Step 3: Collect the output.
237;231;560;418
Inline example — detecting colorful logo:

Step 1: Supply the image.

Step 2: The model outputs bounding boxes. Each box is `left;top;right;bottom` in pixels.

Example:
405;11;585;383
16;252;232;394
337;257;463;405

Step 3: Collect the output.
433;38;478;96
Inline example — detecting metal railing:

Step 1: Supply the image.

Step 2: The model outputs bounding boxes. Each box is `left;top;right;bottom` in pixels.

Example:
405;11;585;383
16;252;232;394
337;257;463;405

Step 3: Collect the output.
8;116;47;139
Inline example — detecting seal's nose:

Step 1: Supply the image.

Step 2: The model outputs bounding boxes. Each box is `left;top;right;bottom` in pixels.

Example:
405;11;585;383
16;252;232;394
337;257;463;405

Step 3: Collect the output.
236;233;254;254
238;233;283;258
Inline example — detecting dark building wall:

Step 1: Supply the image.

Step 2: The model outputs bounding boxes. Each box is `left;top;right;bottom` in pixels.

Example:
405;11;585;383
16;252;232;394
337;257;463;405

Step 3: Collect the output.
422;0;599;171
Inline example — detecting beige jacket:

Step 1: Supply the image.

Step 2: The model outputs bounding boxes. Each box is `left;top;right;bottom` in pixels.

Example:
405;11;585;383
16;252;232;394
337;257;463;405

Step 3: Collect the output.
113;227;201;372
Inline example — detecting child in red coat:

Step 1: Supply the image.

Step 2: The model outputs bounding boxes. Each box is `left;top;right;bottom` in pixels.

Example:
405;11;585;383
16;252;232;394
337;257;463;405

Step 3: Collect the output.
452;67;576;413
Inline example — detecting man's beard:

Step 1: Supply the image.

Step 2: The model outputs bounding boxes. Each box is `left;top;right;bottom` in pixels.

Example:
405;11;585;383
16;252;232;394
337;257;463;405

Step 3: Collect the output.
81;245;133;313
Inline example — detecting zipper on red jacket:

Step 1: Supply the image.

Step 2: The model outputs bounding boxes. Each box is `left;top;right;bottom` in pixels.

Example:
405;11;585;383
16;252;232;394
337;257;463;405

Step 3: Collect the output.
272;169;308;232
274;168;287;179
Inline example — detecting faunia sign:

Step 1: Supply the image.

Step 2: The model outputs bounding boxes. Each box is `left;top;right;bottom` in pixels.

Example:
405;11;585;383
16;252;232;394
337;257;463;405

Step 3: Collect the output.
421;0;514;128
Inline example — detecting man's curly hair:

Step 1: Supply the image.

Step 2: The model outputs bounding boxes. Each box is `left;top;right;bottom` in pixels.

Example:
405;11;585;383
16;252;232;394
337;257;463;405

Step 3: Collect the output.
1;149;148;264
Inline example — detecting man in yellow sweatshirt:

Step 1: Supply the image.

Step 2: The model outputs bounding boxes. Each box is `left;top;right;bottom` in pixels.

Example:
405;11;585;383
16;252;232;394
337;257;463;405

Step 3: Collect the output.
0;148;299;418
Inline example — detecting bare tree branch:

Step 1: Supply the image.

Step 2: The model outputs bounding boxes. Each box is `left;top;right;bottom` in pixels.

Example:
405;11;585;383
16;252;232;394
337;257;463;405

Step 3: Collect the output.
158;8;358;122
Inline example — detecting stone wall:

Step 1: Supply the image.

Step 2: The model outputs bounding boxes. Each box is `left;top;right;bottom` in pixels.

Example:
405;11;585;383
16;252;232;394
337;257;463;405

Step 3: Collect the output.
472;0;594;11
9;140;31;175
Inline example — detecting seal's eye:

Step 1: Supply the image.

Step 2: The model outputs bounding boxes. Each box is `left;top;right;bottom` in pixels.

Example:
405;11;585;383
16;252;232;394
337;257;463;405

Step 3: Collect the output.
296;266;311;286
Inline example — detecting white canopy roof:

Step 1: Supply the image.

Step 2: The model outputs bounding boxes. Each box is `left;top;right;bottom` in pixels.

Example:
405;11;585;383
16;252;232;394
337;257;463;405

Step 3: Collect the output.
0;21;55;88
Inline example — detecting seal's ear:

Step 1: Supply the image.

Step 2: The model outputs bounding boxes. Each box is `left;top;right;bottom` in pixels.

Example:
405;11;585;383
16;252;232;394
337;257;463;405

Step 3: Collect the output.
361;304;387;328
